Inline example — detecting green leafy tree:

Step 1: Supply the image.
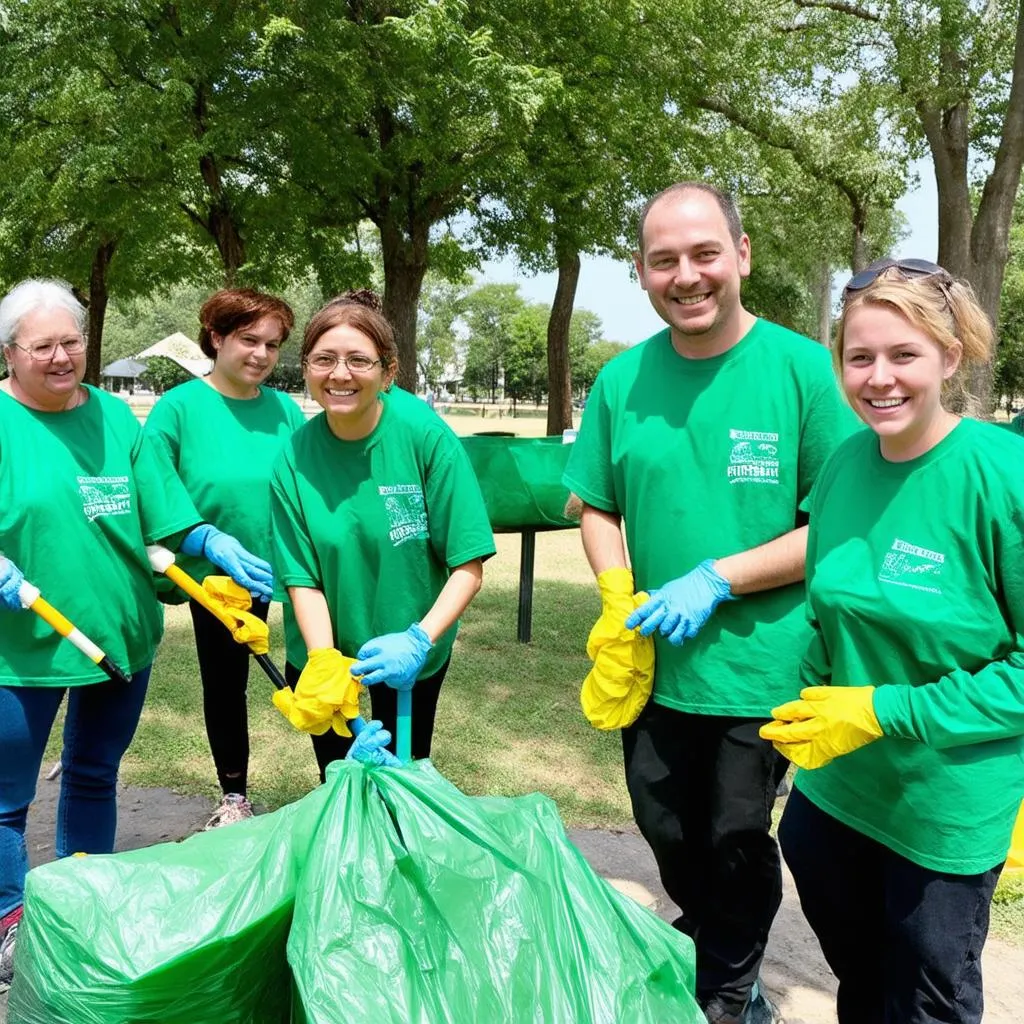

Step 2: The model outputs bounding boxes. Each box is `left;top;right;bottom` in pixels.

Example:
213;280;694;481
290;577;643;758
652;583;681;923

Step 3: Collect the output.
762;0;1024;409
504;304;549;408
261;2;559;393
460;283;526;402
996;200;1024;411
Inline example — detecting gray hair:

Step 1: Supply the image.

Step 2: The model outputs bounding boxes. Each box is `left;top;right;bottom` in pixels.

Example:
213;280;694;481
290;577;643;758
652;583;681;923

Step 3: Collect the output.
0;279;86;348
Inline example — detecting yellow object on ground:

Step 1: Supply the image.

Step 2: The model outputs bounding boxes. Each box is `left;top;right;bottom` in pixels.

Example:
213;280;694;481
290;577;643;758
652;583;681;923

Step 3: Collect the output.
199;576;271;654
760;685;884;770
581;567;655;731
1005;801;1024;877
272;648;362;737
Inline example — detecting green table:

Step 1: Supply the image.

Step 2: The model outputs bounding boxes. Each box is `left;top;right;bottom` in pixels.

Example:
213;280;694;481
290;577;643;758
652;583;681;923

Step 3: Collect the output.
461;435;579;642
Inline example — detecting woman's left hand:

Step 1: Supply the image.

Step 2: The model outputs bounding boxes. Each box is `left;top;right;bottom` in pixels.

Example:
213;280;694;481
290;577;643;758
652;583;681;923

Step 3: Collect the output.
351;623;433;690
182;524;273;602
759;685;883;769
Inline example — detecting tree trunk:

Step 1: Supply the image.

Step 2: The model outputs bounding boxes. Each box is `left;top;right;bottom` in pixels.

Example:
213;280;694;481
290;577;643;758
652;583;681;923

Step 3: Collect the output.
920;4;1024;414
199;154;246;283
815;260;832;346
84;237;117;387
546;246;581;436
380;218;429;394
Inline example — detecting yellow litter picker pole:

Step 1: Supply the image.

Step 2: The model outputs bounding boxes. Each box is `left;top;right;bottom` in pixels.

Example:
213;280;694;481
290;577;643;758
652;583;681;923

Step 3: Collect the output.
146;544;288;691
18;580;132;685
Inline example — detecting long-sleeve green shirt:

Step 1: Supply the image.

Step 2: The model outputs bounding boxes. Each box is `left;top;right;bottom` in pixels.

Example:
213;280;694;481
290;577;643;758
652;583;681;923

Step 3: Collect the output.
795;419;1024;874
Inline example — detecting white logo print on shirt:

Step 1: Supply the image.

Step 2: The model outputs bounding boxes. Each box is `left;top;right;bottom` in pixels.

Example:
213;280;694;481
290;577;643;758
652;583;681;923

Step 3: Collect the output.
878;537;944;595
78;475;132;521
727;429;780;485
379;484;429;546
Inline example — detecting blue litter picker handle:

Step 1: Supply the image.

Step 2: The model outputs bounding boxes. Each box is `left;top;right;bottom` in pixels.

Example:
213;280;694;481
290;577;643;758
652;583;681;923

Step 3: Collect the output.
396;689;412;763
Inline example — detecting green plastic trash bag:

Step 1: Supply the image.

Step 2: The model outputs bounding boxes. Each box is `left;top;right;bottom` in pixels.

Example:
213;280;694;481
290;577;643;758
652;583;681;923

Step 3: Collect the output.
7;783;334;1024
289;760;703;1024
461;436;577;530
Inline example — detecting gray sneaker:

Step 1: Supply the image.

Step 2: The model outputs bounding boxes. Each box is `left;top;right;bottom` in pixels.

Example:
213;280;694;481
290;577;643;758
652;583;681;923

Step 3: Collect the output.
0;919;18;994
202;793;254;831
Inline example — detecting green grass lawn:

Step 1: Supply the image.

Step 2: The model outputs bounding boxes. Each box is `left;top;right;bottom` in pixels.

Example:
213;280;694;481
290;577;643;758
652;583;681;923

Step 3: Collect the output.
96;531;634;827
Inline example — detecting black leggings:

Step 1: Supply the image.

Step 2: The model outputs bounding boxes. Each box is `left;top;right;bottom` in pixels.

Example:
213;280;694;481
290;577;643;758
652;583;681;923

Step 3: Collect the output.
284;657;450;782
189;597;270;797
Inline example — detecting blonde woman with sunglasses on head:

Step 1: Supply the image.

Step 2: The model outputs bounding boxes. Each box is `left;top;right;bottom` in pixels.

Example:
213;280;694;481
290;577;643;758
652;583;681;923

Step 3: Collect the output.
761;259;1024;1024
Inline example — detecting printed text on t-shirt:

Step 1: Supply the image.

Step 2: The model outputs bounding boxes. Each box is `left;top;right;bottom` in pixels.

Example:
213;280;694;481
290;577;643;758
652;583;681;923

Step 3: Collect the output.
78;475;132;521
379;483;429;546
727;429;780;485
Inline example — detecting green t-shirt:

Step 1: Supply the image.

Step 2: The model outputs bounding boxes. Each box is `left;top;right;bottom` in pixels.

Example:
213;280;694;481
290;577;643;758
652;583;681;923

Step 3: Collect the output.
145;380;307;585
795;420;1024;874
270;386;496;672
563;321;857;716
0;386;200;685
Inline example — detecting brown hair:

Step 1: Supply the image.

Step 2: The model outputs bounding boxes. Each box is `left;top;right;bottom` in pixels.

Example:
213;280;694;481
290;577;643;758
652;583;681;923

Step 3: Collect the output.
198;289;295;359
637;181;744;254
301;289;399;371
834;268;994;417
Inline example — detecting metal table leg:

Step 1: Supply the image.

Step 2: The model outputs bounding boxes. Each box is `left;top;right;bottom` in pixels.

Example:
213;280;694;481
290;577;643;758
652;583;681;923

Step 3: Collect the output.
517;529;537;643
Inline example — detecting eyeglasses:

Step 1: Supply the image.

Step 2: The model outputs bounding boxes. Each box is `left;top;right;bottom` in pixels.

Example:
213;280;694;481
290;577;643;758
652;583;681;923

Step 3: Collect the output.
843;258;953;301
10;335;87;361
304;352;382;374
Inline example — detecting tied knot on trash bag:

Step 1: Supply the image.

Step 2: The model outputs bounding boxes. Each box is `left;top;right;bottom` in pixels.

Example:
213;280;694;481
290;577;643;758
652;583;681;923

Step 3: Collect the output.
201;576;271;654
273;648;362;737
581;567;655;730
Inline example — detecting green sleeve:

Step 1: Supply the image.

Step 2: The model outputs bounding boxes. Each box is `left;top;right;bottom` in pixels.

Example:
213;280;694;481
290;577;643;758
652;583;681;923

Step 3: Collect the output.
798;503;832;689
562;371;617;513
143;396;182;469
132;424;201;544
269;453;321;595
874;497;1024;749
797;377;859;509
424;435;496;569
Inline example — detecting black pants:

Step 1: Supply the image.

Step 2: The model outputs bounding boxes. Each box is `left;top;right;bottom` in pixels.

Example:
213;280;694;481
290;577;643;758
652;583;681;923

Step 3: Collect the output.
189;597;270;797
285;657;450;782
779;787;1001;1024
621;702;788;1015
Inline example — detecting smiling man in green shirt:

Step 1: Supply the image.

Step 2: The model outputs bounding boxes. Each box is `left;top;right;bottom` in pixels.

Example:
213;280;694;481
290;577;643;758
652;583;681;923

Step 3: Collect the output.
564;182;855;1024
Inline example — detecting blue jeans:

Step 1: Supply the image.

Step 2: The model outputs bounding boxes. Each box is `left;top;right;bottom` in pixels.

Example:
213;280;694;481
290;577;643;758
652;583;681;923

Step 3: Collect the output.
0;667;151;917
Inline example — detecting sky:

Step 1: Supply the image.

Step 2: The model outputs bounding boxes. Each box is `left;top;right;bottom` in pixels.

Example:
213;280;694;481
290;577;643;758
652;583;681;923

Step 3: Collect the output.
477;157;939;345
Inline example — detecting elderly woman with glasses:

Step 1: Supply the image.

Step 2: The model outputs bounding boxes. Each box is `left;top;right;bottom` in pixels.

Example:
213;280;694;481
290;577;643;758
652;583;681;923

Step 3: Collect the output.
760;259;1024;1023
0;279;274;992
269;290;494;779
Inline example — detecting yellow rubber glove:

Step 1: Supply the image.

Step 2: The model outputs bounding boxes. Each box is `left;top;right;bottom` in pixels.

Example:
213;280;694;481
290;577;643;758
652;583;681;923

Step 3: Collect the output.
201;576;270;655
759;685;884;769
581;568;655;731
272;648;361;737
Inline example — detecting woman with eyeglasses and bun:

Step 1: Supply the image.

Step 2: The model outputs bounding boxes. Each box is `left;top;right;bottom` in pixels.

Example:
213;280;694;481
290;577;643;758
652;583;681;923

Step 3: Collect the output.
0;279;272;992
760;259;1024;1023
269;291;494;780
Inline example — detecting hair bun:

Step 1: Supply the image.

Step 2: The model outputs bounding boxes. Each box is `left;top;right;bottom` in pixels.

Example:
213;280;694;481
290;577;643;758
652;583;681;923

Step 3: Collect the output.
331;289;383;313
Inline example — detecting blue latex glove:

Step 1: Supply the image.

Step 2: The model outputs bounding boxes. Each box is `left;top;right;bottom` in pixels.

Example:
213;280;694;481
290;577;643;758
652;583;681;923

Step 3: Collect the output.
0;556;26;612
346;720;402;767
181;524;273;602
351;623;433;690
624;559;734;645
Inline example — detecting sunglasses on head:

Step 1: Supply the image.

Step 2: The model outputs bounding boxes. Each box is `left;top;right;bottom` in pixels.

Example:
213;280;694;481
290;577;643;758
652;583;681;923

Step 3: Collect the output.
842;258;953;301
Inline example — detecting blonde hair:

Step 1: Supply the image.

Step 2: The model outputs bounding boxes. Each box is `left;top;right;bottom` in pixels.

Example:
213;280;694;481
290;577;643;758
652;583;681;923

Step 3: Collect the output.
834;269;993;417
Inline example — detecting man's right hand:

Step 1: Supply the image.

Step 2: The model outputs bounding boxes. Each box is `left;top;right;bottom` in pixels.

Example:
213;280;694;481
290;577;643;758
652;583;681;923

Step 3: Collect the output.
0;557;26;612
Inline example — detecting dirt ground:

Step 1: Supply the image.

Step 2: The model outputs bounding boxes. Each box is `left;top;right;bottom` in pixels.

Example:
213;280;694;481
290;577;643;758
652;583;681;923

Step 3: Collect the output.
1;772;1020;1023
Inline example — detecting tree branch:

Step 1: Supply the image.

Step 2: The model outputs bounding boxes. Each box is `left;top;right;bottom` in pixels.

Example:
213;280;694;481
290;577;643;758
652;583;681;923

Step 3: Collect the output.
792;0;880;21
